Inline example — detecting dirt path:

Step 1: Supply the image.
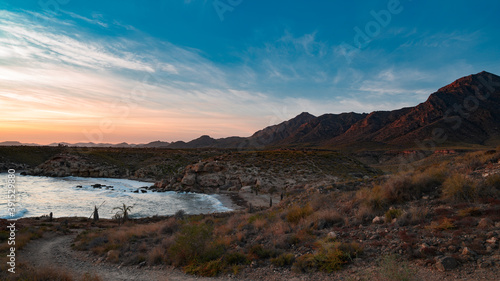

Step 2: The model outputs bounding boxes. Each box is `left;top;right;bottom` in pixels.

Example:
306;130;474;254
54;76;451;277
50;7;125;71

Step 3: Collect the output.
21;232;232;281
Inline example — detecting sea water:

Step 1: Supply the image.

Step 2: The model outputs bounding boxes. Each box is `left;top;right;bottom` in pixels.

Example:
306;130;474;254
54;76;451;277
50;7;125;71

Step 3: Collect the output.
0;174;231;219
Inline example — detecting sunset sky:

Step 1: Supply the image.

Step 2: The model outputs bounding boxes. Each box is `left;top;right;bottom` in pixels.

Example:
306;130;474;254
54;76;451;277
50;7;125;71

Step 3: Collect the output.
1;0;499;144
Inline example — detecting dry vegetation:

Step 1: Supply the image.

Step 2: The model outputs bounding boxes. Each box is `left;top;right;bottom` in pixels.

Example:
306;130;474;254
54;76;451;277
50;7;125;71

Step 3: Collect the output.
66;149;500;277
4;149;500;279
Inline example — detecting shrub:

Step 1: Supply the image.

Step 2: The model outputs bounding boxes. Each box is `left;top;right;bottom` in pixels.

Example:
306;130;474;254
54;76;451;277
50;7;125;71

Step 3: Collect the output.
184;258;225;277
396;206;428;226
485;174;500;190
411;165;447;194
147;245;165;265
292;240;362;273
355;204;376;223
457;206;482;217
313;209;345;229
286;204;313;224
292;253;318;273
427;217;455;231
225;252;249;265
271;253;295;267
315;248;348;272
168;223;215;266
249;244;278;259
377;254;416;281
385;208;403;222
442;174;477;202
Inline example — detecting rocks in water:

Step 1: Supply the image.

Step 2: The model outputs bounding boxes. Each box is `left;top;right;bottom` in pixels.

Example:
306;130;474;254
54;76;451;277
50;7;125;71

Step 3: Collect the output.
92;184;102;189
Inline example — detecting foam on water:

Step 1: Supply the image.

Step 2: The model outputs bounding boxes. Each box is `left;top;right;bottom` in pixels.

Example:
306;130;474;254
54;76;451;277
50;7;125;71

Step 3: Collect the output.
0;173;232;219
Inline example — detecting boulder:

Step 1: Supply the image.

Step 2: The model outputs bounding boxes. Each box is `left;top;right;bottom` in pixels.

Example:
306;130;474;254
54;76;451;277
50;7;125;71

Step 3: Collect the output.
197;173;225;187
181;173;196;186
372;216;385;224
435;256;458;271
478;218;494;229
327;231;337;239
240;186;253;193
461;247;477;256
239;175;257;186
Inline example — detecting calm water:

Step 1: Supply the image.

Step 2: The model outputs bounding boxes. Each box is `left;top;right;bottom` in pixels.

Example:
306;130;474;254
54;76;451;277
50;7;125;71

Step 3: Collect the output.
0;174;231;219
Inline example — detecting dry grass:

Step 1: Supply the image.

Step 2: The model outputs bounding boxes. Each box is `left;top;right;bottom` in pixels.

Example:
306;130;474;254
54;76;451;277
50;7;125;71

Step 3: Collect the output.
286;204;313;224
442;173;477;202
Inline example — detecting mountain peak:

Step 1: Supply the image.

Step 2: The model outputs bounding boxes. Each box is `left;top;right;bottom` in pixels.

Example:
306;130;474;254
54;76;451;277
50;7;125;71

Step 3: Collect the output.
438;71;500;93
296;112;315;119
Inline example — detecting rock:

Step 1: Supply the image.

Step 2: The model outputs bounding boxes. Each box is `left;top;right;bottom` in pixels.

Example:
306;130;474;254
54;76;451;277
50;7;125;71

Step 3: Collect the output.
240;186;253;193
478;218;494;229
435;256;458;271
181;173;196;186
477;259;493;268
486;237;497;244
461;247;477;256
372;216;385;224
239;175;257;186
327;232;337;239
197;173;225;187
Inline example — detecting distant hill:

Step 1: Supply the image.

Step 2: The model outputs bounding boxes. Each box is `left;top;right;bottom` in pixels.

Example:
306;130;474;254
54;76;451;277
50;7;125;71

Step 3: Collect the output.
4;71;499;150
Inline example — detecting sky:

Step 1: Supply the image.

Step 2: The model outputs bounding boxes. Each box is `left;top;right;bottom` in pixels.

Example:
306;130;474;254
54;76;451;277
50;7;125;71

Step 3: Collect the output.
0;0;499;144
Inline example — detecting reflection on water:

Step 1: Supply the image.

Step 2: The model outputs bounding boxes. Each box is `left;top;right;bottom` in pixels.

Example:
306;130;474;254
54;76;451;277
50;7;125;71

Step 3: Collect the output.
0;174;231;219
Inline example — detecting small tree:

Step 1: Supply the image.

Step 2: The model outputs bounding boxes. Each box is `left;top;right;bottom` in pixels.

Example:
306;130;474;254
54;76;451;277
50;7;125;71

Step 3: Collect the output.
113;203;133;222
93;206;99;222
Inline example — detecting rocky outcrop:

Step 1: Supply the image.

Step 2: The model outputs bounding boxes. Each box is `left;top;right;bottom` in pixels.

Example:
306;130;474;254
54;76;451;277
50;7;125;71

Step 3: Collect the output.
28;154;127;178
154;151;379;194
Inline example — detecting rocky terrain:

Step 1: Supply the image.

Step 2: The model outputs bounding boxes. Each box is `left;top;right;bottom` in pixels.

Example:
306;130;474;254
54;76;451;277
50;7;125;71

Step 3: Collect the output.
154;150;380;194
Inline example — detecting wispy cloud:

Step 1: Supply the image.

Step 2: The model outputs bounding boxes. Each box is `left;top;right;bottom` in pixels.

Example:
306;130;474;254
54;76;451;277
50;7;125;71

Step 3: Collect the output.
1;8;481;144
61;10;109;28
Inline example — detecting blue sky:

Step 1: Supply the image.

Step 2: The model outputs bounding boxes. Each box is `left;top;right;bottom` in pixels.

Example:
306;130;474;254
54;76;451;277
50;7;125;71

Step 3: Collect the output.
1;0;499;144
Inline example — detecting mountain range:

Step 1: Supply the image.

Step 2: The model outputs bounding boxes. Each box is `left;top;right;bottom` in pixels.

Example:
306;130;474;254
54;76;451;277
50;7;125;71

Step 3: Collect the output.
3;71;500;150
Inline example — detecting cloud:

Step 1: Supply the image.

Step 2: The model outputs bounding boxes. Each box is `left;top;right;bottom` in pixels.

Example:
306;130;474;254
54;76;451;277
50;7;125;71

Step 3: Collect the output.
1;9;469;144
61;10;108;27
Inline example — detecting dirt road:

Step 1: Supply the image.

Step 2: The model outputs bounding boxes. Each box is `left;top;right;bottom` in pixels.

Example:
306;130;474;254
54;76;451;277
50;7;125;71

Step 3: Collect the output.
20;232;231;281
